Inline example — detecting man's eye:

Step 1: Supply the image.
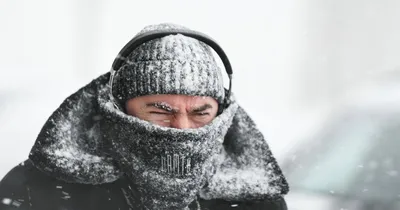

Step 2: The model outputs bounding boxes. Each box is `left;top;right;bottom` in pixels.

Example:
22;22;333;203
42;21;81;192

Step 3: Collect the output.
196;112;210;116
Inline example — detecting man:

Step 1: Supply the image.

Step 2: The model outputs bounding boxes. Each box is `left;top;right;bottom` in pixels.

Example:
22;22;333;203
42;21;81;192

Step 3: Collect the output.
0;23;289;210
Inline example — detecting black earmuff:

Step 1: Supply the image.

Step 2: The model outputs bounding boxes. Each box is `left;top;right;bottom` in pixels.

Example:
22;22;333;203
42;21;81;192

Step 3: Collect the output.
109;29;233;114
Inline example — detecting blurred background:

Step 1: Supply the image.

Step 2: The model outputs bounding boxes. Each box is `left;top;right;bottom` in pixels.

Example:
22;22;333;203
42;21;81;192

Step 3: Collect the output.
1;0;400;209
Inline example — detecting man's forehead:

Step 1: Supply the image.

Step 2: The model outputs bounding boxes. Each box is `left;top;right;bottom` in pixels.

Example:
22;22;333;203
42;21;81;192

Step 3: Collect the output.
142;95;216;109
143;94;214;103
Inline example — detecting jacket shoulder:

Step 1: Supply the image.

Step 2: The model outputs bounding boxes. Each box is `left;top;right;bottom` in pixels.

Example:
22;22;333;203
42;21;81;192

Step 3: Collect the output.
0;160;130;210
0;159;35;189
0;160;37;209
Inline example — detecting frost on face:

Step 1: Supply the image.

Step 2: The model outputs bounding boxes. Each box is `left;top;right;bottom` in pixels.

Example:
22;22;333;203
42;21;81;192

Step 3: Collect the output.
103;88;287;204
99;88;239;209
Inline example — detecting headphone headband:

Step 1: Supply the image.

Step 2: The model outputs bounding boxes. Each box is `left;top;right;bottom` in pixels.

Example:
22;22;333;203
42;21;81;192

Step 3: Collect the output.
110;29;233;112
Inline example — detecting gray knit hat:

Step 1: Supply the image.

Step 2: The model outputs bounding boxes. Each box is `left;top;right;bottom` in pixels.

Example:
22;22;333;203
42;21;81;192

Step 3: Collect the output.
112;23;225;107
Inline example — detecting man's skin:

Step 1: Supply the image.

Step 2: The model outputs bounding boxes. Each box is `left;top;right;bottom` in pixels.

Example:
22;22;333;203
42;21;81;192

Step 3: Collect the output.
125;94;219;129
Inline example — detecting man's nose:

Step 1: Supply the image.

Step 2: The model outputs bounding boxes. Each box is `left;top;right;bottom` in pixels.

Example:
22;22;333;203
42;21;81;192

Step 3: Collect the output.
170;115;192;129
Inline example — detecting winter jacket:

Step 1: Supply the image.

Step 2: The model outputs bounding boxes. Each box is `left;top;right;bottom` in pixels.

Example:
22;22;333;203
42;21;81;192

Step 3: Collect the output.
0;73;289;210
0;160;287;210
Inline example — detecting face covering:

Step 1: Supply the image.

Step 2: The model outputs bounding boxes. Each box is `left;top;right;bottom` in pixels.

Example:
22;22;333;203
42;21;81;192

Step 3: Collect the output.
97;88;238;209
29;73;288;210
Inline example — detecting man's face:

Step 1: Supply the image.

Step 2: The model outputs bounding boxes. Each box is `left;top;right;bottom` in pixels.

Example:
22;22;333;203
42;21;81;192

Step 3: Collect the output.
125;94;219;129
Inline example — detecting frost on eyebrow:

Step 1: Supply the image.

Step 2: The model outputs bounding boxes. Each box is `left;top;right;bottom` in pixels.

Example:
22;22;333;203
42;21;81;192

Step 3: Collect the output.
146;102;178;113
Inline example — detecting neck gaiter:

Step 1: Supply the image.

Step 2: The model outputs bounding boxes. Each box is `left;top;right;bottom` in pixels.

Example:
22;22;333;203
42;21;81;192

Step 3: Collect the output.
98;88;238;209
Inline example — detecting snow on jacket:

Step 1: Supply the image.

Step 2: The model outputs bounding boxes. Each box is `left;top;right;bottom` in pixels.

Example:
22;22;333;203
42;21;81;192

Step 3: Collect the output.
0;73;289;210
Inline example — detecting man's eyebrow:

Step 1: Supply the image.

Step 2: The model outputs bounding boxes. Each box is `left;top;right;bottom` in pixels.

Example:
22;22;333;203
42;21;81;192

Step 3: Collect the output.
191;104;213;112
146;102;178;113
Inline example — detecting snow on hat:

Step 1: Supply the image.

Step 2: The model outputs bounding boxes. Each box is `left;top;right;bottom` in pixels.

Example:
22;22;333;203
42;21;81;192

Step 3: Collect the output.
111;23;225;107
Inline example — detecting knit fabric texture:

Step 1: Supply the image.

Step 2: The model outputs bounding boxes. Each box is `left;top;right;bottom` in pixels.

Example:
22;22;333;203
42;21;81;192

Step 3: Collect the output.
27;23;289;210
29;73;289;207
99;84;238;209
112;23;225;106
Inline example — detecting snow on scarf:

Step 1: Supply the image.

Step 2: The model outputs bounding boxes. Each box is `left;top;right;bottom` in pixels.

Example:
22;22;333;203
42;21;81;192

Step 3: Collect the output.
29;73;289;208
99;83;238;209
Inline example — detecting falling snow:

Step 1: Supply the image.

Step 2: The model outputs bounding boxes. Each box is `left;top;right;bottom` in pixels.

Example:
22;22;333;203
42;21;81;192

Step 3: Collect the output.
25;24;288;209
1;198;12;205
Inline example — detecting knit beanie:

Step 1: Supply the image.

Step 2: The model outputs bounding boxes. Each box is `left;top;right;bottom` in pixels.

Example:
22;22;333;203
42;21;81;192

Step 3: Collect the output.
111;23;225;107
